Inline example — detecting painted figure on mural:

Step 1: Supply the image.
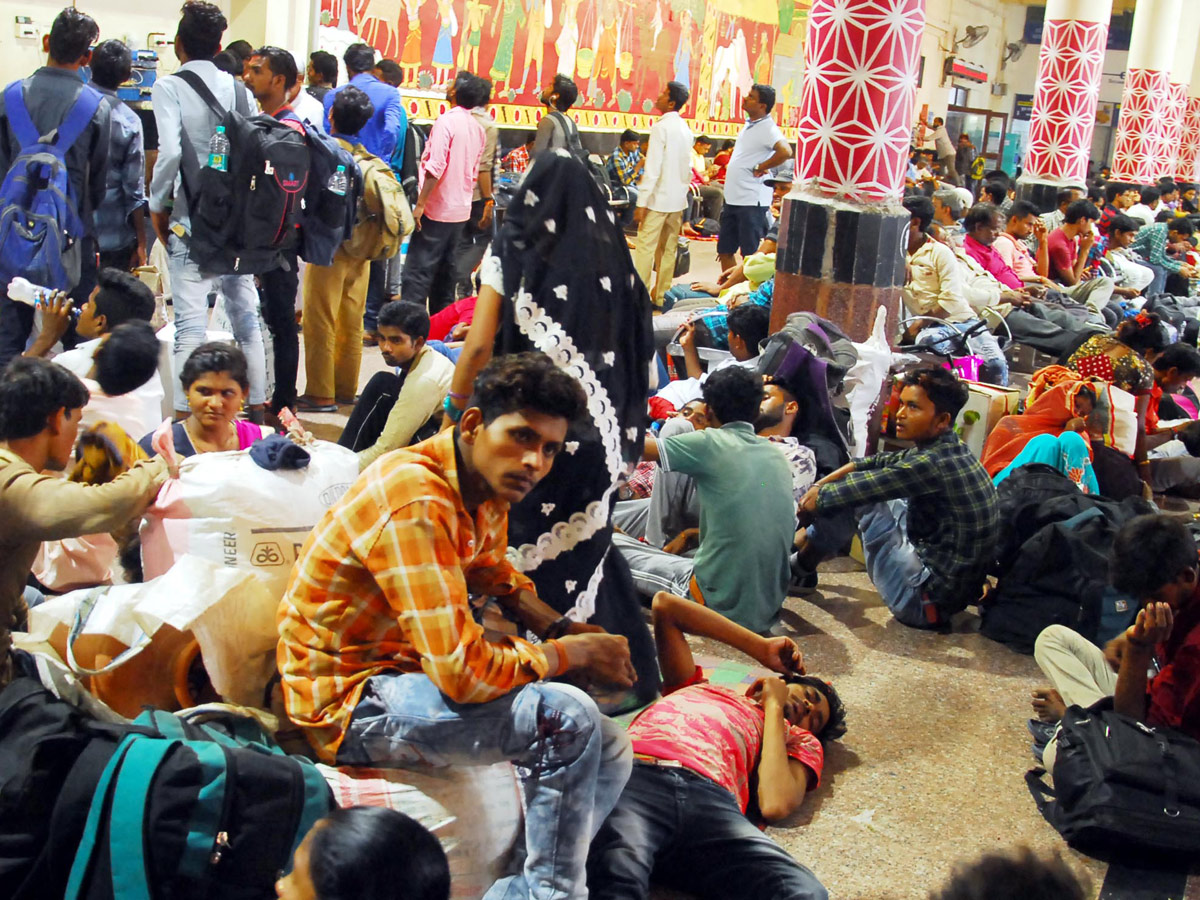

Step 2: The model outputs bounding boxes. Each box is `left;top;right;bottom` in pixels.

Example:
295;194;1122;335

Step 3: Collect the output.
431;0;458;87
458;0;488;72
490;0;528;94
400;0;423;85
636;0;672;106
574;0;599;85
753;31;772;87
515;0;548;95
673;8;695;90
556;0;583;84
693;7;718;120
358;0;404;58
590;0;620;106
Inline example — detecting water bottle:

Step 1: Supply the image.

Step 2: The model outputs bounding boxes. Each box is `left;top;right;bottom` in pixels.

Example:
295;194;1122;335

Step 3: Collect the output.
7;277;52;307
207;126;229;172
328;165;348;197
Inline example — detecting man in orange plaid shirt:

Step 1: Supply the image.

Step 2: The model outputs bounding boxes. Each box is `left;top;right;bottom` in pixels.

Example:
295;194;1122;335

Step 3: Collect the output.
278;352;635;900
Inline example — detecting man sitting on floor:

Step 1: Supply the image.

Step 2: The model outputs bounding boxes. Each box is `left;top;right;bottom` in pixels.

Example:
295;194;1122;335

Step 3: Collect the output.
797;365;999;630
613;366;796;633
586;591;844;900
279;352;636;900
339;301;454;470
1031;514;1200;768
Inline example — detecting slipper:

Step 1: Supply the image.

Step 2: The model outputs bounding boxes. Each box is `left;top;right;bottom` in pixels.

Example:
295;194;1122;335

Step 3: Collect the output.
295;399;338;413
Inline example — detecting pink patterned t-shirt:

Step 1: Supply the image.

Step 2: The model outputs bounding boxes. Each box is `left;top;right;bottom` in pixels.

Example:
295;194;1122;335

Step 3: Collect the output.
627;679;824;813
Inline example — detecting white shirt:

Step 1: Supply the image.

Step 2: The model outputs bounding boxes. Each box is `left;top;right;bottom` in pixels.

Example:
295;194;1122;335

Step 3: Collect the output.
905;239;974;323
55;337;168;437
724;116;787;207
637;110;693;213
1127;203;1158;228
291;90;326;132
933;125;954;158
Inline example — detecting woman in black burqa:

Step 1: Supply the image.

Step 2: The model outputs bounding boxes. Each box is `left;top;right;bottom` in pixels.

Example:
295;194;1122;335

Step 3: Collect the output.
448;150;659;707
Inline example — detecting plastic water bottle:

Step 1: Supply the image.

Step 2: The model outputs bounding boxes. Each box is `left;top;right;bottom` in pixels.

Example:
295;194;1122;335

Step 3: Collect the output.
207;126;229;172
328;165;348;197
7;277;52;307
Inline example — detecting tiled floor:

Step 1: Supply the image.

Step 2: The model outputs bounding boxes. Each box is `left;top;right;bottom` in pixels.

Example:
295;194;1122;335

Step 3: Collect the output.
294;243;1196;898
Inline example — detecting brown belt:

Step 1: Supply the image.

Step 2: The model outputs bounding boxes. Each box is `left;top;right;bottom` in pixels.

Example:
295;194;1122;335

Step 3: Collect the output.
634;753;684;768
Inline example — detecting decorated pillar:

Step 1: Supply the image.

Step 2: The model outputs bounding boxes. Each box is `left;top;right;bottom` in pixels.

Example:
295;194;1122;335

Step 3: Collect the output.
771;0;926;341
1016;0;1112;212
1163;6;1199;179
1111;0;1184;184
1175;4;1200;184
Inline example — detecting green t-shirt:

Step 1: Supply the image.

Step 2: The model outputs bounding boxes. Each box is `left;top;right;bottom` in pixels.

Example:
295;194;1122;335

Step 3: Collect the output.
659;422;795;632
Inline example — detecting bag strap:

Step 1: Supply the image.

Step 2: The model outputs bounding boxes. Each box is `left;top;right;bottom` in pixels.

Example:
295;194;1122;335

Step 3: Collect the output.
107;738;180;898
4;81;41;149
64;734;139;900
174;69;228;121
54;86;103;155
1024;767;1056;817
65;587;152;676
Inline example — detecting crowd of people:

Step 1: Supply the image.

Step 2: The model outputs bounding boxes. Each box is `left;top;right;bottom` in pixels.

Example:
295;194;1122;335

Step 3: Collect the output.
0;4;1198;900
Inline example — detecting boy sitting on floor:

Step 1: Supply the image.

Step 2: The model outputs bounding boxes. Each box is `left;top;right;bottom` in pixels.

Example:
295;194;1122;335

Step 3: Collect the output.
797;365;999;630
586;591;844;900
1031;514;1200;768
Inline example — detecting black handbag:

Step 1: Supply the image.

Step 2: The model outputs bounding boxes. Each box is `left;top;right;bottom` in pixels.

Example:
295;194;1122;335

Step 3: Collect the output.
1026;702;1200;858
673;237;691;278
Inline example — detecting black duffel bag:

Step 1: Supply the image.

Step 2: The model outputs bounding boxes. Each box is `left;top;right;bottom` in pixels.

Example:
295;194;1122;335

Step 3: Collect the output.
1026;702;1200;859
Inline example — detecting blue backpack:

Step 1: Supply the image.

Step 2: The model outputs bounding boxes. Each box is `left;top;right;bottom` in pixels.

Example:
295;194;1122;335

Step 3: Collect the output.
294;120;361;267
0;81;102;290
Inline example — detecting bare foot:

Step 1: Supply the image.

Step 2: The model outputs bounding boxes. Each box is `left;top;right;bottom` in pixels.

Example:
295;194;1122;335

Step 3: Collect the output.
1031;687;1066;722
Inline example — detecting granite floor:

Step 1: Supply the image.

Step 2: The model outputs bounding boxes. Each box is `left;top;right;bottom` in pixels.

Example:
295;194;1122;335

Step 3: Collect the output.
292;244;1200;899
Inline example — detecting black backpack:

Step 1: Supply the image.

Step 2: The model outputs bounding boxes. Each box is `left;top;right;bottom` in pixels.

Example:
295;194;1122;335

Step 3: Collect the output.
1027;702;1200;858
398;121;427;207
175;71;311;275
295;122;361;267
548;110;614;201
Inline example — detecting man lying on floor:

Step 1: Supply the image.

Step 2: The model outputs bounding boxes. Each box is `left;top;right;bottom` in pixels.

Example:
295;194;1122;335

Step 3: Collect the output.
1030;514;1200;768
278;352;636;900
796;364;999;630
613;366;797;633
586;591;844;900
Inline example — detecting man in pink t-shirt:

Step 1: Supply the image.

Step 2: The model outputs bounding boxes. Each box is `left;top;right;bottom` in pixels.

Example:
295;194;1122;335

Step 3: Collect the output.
587;593;845;899
400;73;486;314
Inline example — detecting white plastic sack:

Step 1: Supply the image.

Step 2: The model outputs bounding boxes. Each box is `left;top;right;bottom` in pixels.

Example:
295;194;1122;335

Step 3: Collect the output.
844;306;918;459
140;440;360;601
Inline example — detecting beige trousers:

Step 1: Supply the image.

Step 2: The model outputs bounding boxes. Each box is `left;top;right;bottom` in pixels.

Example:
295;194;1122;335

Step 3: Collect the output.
1033;624;1118;771
303;247;371;402
633;209;683;308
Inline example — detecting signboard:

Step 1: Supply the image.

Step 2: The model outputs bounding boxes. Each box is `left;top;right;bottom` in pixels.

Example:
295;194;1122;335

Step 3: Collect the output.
319;0;812;135
945;56;988;84
1013;92;1033;122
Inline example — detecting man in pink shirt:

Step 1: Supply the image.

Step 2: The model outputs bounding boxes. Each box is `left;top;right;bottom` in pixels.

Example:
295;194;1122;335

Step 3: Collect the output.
993;200;1058;290
961;204;1025;291
401;73;486;314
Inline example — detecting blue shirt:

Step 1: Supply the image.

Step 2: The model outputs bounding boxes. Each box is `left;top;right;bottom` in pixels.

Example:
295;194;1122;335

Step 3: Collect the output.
92;86;145;252
323;73;403;161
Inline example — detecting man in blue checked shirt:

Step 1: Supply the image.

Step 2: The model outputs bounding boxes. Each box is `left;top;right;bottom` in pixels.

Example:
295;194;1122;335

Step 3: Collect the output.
89;39;147;272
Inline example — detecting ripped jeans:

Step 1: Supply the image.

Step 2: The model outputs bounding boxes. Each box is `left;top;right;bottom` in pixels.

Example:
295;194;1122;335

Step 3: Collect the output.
338;673;633;900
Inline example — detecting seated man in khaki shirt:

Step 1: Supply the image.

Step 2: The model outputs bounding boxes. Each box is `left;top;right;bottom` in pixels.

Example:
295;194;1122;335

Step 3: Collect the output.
0;358;167;687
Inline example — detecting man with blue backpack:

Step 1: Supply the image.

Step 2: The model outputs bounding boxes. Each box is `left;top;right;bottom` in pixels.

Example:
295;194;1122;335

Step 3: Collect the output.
0;7;111;366
148;1;270;421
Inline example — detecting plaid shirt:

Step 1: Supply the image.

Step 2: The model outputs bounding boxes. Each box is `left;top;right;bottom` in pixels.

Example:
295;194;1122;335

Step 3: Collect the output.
503;143;530;173
1131;222;1185;273
277;429;550;762
608;147;643;187
92;87;145;253
815;430;999;605
692;278;775;350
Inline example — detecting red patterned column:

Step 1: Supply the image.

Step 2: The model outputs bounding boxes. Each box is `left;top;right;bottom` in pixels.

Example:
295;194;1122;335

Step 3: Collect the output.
1175;5;1200;183
774;0;927;341
1112;0;1184;184
1022;2;1110;191
1163;7;1198;177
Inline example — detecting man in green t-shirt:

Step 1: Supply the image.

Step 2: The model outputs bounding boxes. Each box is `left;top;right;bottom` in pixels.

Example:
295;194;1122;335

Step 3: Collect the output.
613;366;796;633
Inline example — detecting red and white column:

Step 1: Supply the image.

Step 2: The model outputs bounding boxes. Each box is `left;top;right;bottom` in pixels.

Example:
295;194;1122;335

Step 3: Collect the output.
1018;0;1112;208
1112;0;1184;184
1163;7;1199;177
1175;4;1200;183
774;0;927;340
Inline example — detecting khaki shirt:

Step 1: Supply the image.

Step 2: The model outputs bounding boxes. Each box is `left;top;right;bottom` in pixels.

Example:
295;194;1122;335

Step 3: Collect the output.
905;239;975;323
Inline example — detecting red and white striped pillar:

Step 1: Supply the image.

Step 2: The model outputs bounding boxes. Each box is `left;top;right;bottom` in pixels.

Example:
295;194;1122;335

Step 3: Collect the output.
773;0;927;340
1018;0;1112;210
1112;0;1184;184
1163;7;1199;177
1175;4;1200;183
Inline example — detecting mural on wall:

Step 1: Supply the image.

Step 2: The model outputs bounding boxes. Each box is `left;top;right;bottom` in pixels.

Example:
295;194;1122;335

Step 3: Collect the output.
319;0;811;136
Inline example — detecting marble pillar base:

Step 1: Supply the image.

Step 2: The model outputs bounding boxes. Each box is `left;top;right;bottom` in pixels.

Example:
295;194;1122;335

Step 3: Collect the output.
772;193;905;341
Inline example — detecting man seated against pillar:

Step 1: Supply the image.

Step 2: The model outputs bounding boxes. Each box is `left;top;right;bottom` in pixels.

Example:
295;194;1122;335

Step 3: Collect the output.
1045;199;1118;315
1029;514;1200;769
1097;181;1141;237
278;352;636;900
585;591;844;900
1039;188;1084;241
796;365;999;630
338;301;454;471
613;366;797;634
902;197;1008;386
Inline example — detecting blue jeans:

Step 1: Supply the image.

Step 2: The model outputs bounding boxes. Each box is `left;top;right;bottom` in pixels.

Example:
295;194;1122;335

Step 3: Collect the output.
587;764;828;900
338;672;632;900
914;319;1008;386
166;233;266;411
857;500;938;629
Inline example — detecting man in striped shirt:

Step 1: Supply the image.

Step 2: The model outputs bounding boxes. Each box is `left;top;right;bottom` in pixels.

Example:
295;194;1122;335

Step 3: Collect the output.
278;352;634;900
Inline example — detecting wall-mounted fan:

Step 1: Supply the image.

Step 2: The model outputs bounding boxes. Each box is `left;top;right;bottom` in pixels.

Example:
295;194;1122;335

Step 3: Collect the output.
954;25;990;51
